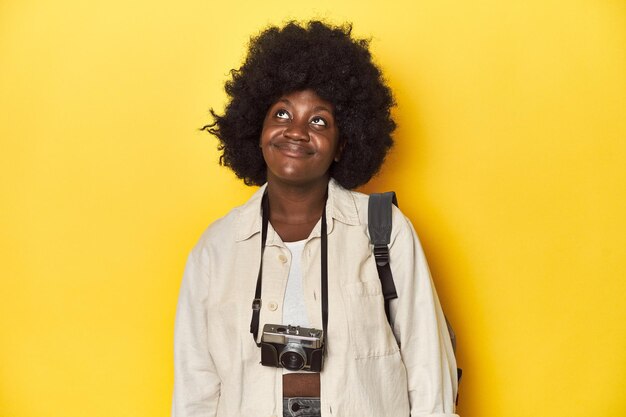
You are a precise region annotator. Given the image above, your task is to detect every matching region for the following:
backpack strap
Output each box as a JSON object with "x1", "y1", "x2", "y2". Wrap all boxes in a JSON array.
[
  {"x1": 369, "y1": 192, "x2": 462, "y2": 398},
  {"x1": 368, "y1": 192, "x2": 399, "y2": 323}
]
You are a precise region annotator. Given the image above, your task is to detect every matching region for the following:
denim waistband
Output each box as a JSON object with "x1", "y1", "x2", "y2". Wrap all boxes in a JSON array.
[{"x1": 283, "y1": 397, "x2": 321, "y2": 417}]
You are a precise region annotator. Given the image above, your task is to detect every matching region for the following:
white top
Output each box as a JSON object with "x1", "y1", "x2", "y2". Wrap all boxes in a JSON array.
[
  {"x1": 282, "y1": 239, "x2": 309, "y2": 328},
  {"x1": 281, "y1": 239, "x2": 311, "y2": 375}
]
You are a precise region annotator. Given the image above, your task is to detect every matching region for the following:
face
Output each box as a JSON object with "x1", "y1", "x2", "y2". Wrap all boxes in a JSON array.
[{"x1": 260, "y1": 89, "x2": 340, "y2": 187}]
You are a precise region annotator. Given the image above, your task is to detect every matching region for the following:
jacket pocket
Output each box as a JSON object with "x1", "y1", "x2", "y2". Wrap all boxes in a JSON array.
[{"x1": 342, "y1": 280, "x2": 400, "y2": 359}]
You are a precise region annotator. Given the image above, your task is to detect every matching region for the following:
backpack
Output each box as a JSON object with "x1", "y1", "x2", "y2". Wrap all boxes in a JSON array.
[{"x1": 368, "y1": 192, "x2": 462, "y2": 388}]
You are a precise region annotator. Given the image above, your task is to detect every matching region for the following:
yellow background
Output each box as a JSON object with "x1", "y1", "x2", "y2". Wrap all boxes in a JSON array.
[{"x1": 1, "y1": 0, "x2": 625, "y2": 416}]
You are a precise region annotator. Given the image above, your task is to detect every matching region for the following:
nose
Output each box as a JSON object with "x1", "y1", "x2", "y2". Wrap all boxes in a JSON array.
[{"x1": 283, "y1": 120, "x2": 309, "y2": 141}]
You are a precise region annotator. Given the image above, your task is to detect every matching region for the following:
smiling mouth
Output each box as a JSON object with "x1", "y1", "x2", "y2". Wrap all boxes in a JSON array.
[{"x1": 272, "y1": 142, "x2": 314, "y2": 157}]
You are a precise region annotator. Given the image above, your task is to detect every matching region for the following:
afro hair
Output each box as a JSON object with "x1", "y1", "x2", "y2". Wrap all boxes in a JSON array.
[{"x1": 203, "y1": 20, "x2": 396, "y2": 190}]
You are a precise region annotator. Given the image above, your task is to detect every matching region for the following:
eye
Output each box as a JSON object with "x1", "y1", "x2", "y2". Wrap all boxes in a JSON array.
[
  {"x1": 275, "y1": 109, "x2": 290, "y2": 119},
  {"x1": 310, "y1": 116, "x2": 327, "y2": 126}
]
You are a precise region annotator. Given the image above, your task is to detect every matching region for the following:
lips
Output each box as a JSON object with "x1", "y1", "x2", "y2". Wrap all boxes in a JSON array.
[{"x1": 271, "y1": 141, "x2": 314, "y2": 158}]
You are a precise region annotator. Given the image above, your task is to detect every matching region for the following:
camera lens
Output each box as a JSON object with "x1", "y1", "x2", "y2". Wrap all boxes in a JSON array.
[
  {"x1": 282, "y1": 352, "x2": 304, "y2": 370},
  {"x1": 279, "y1": 343, "x2": 307, "y2": 371}
]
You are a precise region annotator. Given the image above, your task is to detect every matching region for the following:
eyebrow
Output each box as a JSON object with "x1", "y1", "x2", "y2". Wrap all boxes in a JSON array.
[
  {"x1": 275, "y1": 99, "x2": 333, "y2": 114},
  {"x1": 313, "y1": 105, "x2": 333, "y2": 114}
]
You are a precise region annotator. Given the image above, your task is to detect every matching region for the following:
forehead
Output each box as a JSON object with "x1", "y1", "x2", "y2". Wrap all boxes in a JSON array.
[{"x1": 273, "y1": 89, "x2": 334, "y2": 112}]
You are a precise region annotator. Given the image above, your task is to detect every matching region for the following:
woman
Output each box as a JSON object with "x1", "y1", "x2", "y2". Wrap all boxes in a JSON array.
[{"x1": 173, "y1": 21, "x2": 459, "y2": 417}]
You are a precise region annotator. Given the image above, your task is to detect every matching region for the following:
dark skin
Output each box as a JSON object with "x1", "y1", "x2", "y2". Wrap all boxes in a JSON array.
[
  {"x1": 266, "y1": 181, "x2": 327, "y2": 242},
  {"x1": 260, "y1": 89, "x2": 341, "y2": 242}
]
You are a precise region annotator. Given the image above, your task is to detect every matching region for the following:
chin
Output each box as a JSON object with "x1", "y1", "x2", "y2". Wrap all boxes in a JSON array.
[{"x1": 269, "y1": 172, "x2": 330, "y2": 187}]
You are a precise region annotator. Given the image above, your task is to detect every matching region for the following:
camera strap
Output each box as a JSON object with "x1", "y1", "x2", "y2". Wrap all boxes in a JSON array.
[{"x1": 250, "y1": 191, "x2": 329, "y2": 349}]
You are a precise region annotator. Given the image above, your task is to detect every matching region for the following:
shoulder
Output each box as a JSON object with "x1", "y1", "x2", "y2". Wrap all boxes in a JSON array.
[
  {"x1": 351, "y1": 189, "x2": 413, "y2": 239},
  {"x1": 328, "y1": 178, "x2": 416, "y2": 245},
  {"x1": 190, "y1": 186, "x2": 265, "y2": 261}
]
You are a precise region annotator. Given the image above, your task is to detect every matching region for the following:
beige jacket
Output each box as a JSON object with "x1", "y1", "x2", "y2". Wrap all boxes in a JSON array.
[{"x1": 172, "y1": 179, "x2": 459, "y2": 417}]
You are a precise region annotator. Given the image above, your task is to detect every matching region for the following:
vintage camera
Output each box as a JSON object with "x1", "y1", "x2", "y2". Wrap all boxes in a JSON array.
[{"x1": 260, "y1": 324, "x2": 324, "y2": 371}]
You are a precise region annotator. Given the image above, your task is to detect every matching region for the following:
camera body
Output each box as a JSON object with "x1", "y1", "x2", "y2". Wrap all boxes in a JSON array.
[{"x1": 260, "y1": 324, "x2": 324, "y2": 372}]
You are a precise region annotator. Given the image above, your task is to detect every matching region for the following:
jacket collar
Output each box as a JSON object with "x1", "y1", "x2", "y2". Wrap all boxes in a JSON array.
[{"x1": 234, "y1": 178, "x2": 360, "y2": 243}]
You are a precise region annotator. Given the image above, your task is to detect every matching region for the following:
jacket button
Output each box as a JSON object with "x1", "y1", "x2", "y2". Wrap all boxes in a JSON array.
[
  {"x1": 268, "y1": 301, "x2": 278, "y2": 311},
  {"x1": 278, "y1": 254, "x2": 288, "y2": 263}
]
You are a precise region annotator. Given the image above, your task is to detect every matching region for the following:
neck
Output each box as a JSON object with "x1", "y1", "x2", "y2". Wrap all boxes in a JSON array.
[
  {"x1": 264, "y1": 175, "x2": 330, "y2": 242},
  {"x1": 266, "y1": 176, "x2": 329, "y2": 224}
]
